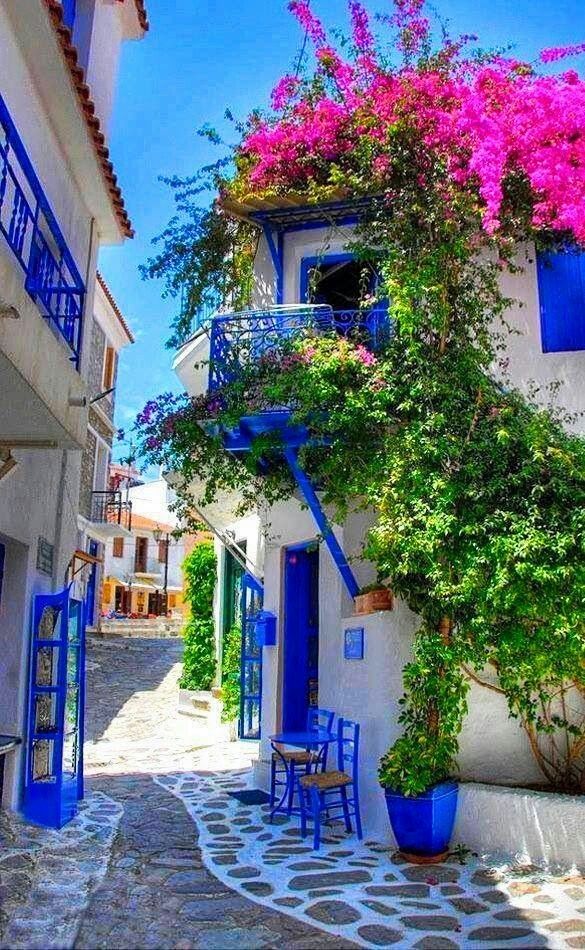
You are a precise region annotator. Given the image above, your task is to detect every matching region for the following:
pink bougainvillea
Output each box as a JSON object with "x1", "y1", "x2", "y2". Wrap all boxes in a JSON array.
[{"x1": 234, "y1": 0, "x2": 585, "y2": 245}]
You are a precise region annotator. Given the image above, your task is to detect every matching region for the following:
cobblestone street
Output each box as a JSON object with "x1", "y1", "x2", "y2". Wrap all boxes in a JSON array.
[{"x1": 2, "y1": 634, "x2": 585, "y2": 950}]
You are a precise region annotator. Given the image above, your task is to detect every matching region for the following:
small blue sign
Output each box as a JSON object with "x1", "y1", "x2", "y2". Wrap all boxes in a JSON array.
[{"x1": 344, "y1": 626, "x2": 364, "y2": 660}]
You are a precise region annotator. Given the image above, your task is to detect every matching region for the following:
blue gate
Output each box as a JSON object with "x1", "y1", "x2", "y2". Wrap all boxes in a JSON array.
[
  {"x1": 239, "y1": 574, "x2": 263, "y2": 740},
  {"x1": 23, "y1": 587, "x2": 86, "y2": 828}
]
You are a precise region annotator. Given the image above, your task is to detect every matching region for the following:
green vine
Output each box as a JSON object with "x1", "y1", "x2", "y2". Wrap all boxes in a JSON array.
[
  {"x1": 221, "y1": 625, "x2": 242, "y2": 724},
  {"x1": 179, "y1": 542, "x2": 217, "y2": 691}
]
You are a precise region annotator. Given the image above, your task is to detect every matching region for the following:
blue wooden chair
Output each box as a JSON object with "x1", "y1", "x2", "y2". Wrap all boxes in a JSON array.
[
  {"x1": 297, "y1": 717, "x2": 363, "y2": 850},
  {"x1": 270, "y1": 707, "x2": 335, "y2": 814}
]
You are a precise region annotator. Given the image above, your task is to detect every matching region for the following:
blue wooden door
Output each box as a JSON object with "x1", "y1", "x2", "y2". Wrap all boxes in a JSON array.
[
  {"x1": 23, "y1": 588, "x2": 85, "y2": 828},
  {"x1": 239, "y1": 574, "x2": 263, "y2": 740},
  {"x1": 282, "y1": 544, "x2": 320, "y2": 731}
]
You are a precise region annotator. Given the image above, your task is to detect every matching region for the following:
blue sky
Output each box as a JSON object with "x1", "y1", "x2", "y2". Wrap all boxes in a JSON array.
[{"x1": 100, "y1": 0, "x2": 585, "y2": 459}]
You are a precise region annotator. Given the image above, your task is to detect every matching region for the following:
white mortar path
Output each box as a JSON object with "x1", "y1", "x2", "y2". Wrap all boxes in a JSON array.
[{"x1": 156, "y1": 749, "x2": 585, "y2": 950}]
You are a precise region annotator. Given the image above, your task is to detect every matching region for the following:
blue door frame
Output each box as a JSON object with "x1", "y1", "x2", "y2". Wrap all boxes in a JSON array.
[
  {"x1": 282, "y1": 542, "x2": 320, "y2": 731},
  {"x1": 239, "y1": 573, "x2": 264, "y2": 740},
  {"x1": 23, "y1": 587, "x2": 86, "y2": 828}
]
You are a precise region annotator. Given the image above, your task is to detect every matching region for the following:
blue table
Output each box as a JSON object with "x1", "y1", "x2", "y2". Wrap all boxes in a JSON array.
[{"x1": 269, "y1": 729, "x2": 336, "y2": 819}]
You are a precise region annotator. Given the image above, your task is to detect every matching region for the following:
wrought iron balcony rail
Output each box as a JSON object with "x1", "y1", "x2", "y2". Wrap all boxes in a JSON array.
[
  {"x1": 0, "y1": 95, "x2": 85, "y2": 367},
  {"x1": 208, "y1": 304, "x2": 390, "y2": 392},
  {"x1": 91, "y1": 491, "x2": 132, "y2": 531}
]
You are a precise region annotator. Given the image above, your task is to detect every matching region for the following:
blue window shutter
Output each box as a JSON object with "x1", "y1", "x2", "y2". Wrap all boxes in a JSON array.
[
  {"x1": 537, "y1": 249, "x2": 585, "y2": 353},
  {"x1": 62, "y1": 0, "x2": 77, "y2": 29}
]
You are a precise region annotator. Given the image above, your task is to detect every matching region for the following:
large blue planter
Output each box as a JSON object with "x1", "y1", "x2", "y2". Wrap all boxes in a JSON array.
[{"x1": 384, "y1": 781, "x2": 459, "y2": 857}]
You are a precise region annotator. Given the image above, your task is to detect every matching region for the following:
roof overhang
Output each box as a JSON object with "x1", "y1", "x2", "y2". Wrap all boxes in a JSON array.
[
  {"x1": 2, "y1": 0, "x2": 133, "y2": 243},
  {"x1": 219, "y1": 193, "x2": 375, "y2": 231}
]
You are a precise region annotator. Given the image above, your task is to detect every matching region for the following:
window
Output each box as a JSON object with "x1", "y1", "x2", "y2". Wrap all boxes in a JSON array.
[
  {"x1": 158, "y1": 539, "x2": 169, "y2": 563},
  {"x1": 537, "y1": 249, "x2": 585, "y2": 352},
  {"x1": 135, "y1": 537, "x2": 148, "y2": 572},
  {"x1": 102, "y1": 345, "x2": 116, "y2": 390},
  {"x1": 0, "y1": 542, "x2": 4, "y2": 605},
  {"x1": 112, "y1": 537, "x2": 124, "y2": 558}
]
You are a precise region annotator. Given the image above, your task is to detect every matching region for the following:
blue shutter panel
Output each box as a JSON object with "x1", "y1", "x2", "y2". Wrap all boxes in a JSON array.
[{"x1": 537, "y1": 249, "x2": 585, "y2": 353}]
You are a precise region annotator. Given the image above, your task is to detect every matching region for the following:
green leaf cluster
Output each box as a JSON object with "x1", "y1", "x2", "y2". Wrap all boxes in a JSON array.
[{"x1": 179, "y1": 542, "x2": 217, "y2": 691}]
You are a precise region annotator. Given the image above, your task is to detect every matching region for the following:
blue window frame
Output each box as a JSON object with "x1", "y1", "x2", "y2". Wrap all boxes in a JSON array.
[
  {"x1": 0, "y1": 543, "x2": 5, "y2": 604},
  {"x1": 62, "y1": 0, "x2": 77, "y2": 29},
  {"x1": 537, "y1": 249, "x2": 585, "y2": 353}
]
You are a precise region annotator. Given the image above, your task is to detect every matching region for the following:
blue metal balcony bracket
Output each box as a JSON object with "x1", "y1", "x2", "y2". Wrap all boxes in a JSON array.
[
  {"x1": 261, "y1": 224, "x2": 284, "y2": 304},
  {"x1": 283, "y1": 446, "x2": 360, "y2": 599}
]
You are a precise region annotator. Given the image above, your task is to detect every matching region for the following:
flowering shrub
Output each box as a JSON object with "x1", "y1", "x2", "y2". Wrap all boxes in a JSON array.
[{"x1": 138, "y1": 0, "x2": 585, "y2": 796}]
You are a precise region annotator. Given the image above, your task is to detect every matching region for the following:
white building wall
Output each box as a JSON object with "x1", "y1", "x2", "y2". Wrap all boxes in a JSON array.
[{"x1": 175, "y1": 221, "x2": 585, "y2": 859}]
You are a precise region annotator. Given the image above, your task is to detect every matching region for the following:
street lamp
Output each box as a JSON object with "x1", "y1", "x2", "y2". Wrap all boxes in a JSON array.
[{"x1": 152, "y1": 525, "x2": 169, "y2": 617}]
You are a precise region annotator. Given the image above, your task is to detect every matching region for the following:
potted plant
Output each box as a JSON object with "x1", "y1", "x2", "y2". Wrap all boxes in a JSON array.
[
  {"x1": 354, "y1": 582, "x2": 394, "y2": 615},
  {"x1": 379, "y1": 619, "x2": 461, "y2": 862}
]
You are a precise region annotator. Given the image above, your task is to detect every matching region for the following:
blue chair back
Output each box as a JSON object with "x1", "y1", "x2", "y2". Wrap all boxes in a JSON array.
[
  {"x1": 307, "y1": 706, "x2": 334, "y2": 734},
  {"x1": 336, "y1": 717, "x2": 360, "y2": 783}
]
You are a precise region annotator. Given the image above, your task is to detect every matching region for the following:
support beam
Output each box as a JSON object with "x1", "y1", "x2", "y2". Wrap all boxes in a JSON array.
[
  {"x1": 283, "y1": 447, "x2": 360, "y2": 599},
  {"x1": 262, "y1": 224, "x2": 284, "y2": 304}
]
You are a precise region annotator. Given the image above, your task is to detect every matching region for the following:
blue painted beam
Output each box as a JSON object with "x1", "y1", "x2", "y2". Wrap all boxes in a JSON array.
[
  {"x1": 283, "y1": 447, "x2": 360, "y2": 599},
  {"x1": 262, "y1": 224, "x2": 284, "y2": 304}
]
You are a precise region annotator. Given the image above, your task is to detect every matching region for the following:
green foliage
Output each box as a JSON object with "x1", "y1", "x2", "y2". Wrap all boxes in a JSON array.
[
  {"x1": 138, "y1": 17, "x2": 585, "y2": 796},
  {"x1": 140, "y1": 180, "x2": 256, "y2": 349},
  {"x1": 221, "y1": 625, "x2": 242, "y2": 723},
  {"x1": 179, "y1": 542, "x2": 217, "y2": 691}
]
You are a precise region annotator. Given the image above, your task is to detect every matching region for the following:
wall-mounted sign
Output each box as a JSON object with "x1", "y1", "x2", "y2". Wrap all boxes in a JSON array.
[
  {"x1": 36, "y1": 537, "x2": 54, "y2": 576},
  {"x1": 344, "y1": 626, "x2": 364, "y2": 660}
]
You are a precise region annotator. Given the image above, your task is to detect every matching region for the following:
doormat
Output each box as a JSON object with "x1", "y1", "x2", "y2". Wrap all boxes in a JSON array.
[{"x1": 227, "y1": 789, "x2": 271, "y2": 805}]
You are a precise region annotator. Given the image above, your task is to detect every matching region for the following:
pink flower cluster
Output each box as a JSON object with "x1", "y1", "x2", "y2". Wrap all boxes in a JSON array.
[
  {"x1": 238, "y1": 0, "x2": 585, "y2": 245},
  {"x1": 540, "y1": 43, "x2": 585, "y2": 64}
]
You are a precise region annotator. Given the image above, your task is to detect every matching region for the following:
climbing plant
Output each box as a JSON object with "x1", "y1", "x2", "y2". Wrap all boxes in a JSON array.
[
  {"x1": 180, "y1": 542, "x2": 217, "y2": 691},
  {"x1": 220, "y1": 625, "x2": 243, "y2": 724},
  {"x1": 138, "y1": 0, "x2": 585, "y2": 794}
]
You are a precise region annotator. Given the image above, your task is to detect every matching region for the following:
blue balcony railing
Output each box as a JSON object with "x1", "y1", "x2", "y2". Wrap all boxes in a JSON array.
[
  {"x1": 208, "y1": 304, "x2": 390, "y2": 392},
  {"x1": 0, "y1": 95, "x2": 85, "y2": 367}
]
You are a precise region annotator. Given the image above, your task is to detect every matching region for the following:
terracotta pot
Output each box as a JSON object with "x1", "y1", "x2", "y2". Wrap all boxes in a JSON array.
[{"x1": 354, "y1": 587, "x2": 393, "y2": 615}]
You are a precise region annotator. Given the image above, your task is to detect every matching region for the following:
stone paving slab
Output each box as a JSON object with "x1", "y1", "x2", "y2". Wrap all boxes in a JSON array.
[
  {"x1": 0, "y1": 792, "x2": 122, "y2": 949},
  {"x1": 159, "y1": 760, "x2": 585, "y2": 950}
]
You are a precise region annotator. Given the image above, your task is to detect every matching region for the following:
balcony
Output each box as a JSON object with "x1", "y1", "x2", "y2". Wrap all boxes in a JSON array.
[
  {"x1": 208, "y1": 304, "x2": 390, "y2": 392},
  {"x1": 90, "y1": 491, "x2": 133, "y2": 539},
  {"x1": 0, "y1": 96, "x2": 85, "y2": 366}
]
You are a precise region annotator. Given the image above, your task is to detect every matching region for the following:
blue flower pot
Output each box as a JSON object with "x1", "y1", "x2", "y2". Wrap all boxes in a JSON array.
[{"x1": 384, "y1": 781, "x2": 459, "y2": 857}]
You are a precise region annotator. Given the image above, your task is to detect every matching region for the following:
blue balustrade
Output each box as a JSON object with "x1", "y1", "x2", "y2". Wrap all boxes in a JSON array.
[
  {"x1": 208, "y1": 304, "x2": 390, "y2": 391},
  {"x1": 0, "y1": 96, "x2": 85, "y2": 367}
]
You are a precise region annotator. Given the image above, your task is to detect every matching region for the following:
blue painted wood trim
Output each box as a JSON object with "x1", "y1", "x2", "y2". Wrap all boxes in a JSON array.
[
  {"x1": 283, "y1": 447, "x2": 360, "y2": 599},
  {"x1": 262, "y1": 224, "x2": 284, "y2": 304},
  {"x1": 300, "y1": 252, "x2": 356, "y2": 303}
]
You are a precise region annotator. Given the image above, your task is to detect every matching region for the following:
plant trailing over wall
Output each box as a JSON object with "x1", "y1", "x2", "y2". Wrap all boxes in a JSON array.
[
  {"x1": 180, "y1": 542, "x2": 217, "y2": 691},
  {"x1": 138, "y1": 0, "x2": 585, "y2": 794}
]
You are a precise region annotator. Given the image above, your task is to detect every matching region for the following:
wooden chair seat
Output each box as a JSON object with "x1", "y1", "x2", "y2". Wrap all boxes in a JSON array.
[
  {"x1": 299, "y1": 769, "x2": 352, "y2": 790},
  {"x1": 271, "y1": 748, "x2": 313, "y2": 764}
]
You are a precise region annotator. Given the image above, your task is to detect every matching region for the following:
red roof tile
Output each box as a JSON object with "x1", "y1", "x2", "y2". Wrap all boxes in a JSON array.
[
  {"x1": 97, "y1": 272, "x2": 135, "y2": 343},
  {"x1": 43, "y1": 0, "x2": 136, "y2": 238}
]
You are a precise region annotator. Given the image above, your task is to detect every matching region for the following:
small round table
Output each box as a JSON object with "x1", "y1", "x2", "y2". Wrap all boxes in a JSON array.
[{"x1": 268, "y1": 729, "x2": 336, "y2": 819}]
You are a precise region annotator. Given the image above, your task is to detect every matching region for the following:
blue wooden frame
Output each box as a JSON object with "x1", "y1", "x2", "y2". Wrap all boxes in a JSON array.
[
  {"x1": 537, "y1": 248, "x2": 585, "y2": 353},
  {"x1": 299, "y1": 252, "x2": 356, "y2": 304},
  {"x1": 284, "y1": 447, "x2": 360, "y2": 599},
  {"x1": 0, "y1": 94, "x2": 85, "y2": 366},
  {"x1": 23, "y1": 587, "x2": 86, "y2": 828},
  {"x1": 282, "y1": 542, "x2": 320, "y2": 731},
  {"x1": 239, "y1": 573, "x2": 264, "y2": 740}
]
